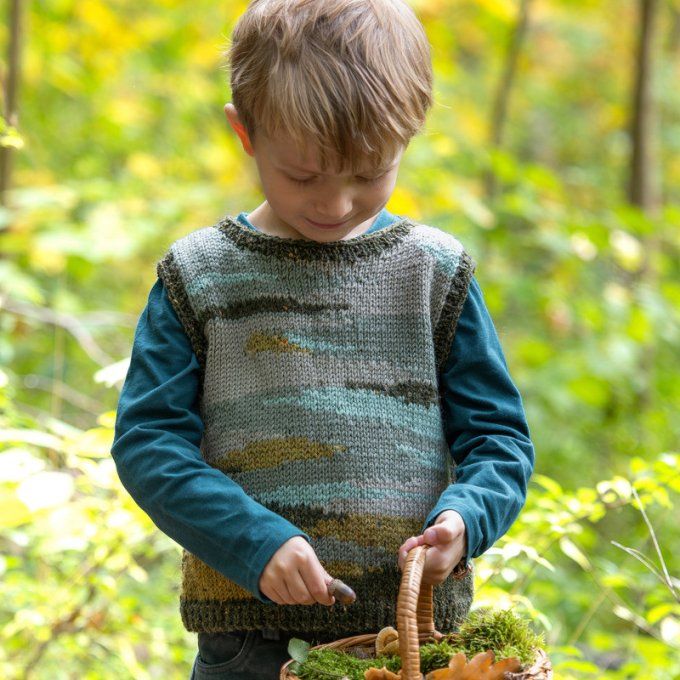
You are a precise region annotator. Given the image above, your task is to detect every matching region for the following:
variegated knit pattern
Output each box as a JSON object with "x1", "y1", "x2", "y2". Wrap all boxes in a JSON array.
[{"x1": 156, "y1": 214, "x2": 477, "y2": 636}]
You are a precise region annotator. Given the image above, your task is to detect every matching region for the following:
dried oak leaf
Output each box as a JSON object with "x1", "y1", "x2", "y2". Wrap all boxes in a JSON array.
[
  {"x1": 422, "y1": 652, "x2": 470, "y2": 679},
  {"x1": 424, "y1": 650, "x2": 522, "y2": 680},
  {"x1": 364, "y1": 666, "x2": 401, "y2": 679}
]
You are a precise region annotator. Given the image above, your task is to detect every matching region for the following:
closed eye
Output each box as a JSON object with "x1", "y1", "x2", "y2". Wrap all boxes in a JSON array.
[
  {"x1": 288, "y1": 173, "x2": 387, "y2": 187},
  {"x1": 358, "y1": 174, "x2": 386, "y2": 184},
  {"x1": 290, "y1": 177, "x2": 316, "y2": 186}
]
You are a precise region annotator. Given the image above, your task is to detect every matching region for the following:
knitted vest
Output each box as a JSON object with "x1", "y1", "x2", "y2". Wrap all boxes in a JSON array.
[{"x1": 156, "y1": 214, "x2": 477, "y2": 636}]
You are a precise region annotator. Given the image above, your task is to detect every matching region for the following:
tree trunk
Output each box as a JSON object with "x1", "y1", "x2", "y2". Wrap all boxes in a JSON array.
[
  {"x1": 484, "y1": 0, "x2": 533, "y2": 203},
  {"x1": 628, "y1": 0, "x2": 660, "y2": 211},
  {"x1": 627, "y1": 0, "x2": 661, "y2": 417},
  {"x1": 1, "y1": 0, "x2": 24, "y2": 209},
  {"x1": 667, "y1": 3, "x2": 680, "y2": 53}
]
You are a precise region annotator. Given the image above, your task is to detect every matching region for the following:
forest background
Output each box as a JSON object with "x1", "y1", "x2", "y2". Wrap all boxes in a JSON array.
[{"x1": 1, "y1": 0, "x2": 679, "y2": 678}]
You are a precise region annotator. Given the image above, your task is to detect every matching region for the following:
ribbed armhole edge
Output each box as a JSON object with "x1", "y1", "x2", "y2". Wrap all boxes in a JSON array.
[
  {"x1": 434, "y1": 250, "x2": 477, "y2": 373},
  {"x1": 156, "y1": 250, "x2": 207, "y2": 383}
]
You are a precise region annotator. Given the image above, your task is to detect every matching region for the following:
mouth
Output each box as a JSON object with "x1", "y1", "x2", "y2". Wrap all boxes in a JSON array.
[{"x1": 306, "y1": 217, "x2": 350, "y2": 229}]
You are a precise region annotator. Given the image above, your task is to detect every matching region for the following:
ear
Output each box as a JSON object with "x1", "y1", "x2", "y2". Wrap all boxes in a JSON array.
[{"x1": 224, "y1": 103, "x2": 255, "y2": 156}]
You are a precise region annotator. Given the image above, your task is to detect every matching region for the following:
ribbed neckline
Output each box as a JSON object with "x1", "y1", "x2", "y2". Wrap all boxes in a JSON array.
[{"x1": 214, "y1": 214, "x2": 415, "y2": 263}]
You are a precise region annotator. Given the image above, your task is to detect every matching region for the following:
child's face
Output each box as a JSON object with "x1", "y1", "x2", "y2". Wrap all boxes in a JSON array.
[{"x1": 225, "y1": 104, "x2": 404, "y2": 242}]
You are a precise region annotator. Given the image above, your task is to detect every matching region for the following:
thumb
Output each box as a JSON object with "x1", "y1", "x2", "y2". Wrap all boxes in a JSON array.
[
  {"x1": 322, "y1": 570, "x2": 336, "y2": 604},
  {"x1": 423, "y1": 523, "x2": 455, "y2": 545}
]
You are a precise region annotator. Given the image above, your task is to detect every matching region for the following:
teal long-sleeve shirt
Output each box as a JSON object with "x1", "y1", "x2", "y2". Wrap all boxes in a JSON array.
[{"x1": 111, "y1": 209, "x2": 535, "y2": 604}]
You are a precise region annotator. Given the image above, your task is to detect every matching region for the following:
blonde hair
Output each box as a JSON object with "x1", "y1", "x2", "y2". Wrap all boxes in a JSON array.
[{"x1": 222, "y1": 0, "x2": 433, "y2": 173}]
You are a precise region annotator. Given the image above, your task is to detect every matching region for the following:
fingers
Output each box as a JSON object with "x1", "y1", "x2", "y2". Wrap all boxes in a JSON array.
[
  {"x1": 398, "y1": 522, "x2": 464, "y2": 571},
  {"x1": 279, "y1": 581, "x2": 313, "y2": 606},
  {"x1": 420, "y1": 550, "x2": 453, "y2": 585},
  {"x1": 269, "y1": 585, "x2": 288, "y2": 605},
  {"x1": 397, "y1": 537, "x2": 466, "y2": 585},
  {"x1": 397, "y1": 534, "x2": 426, "y2": 571},
  {"x1": 258, "y1": 536, "x2": 337, "y2": 606},
  {"x1": 260, "y1": 579, "x2": 287, "y2": 605},
  {"x1": 276, "y1": 570, "x2": 334, "y2": 606},
  {"x1": 296, "y1": 567, "x2": 335, "y2": 606},
  {"x1": 272, "y1": 563, "x2": 335, "y2": 606},
  {"x1": 283, "y1": 569, "x2": 315, "y2": 605}
]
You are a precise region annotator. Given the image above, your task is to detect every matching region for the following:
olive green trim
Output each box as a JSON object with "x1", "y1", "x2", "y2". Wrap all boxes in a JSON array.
[
  {"x1": 214, "y1": 215, "x2": 415, "y2": 262},
  {"x1": 433, "y1": 251, "x2": 477, "y2": 373},
  {"x1": 156, "y1": 250, "x2": 207, "y2": 386}
]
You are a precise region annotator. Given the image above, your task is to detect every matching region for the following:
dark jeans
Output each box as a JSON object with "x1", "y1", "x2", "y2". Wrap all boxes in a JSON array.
[{"x1": 189, "y1": 627, "x2": 346, "y2": 680}]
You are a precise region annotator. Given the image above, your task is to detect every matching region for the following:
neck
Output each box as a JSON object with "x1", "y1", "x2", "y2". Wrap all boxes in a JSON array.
[{"x1": 248, "y1": 202, "x2": 384, "y2": 242}]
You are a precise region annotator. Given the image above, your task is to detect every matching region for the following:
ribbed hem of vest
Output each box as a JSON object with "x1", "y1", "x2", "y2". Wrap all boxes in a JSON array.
[
  {"x1": 214, "y1": 214, "x2": 415, "y2": 262},
  {"x1": 179, "y1": 570, "x2": 473, "y2": 636}
]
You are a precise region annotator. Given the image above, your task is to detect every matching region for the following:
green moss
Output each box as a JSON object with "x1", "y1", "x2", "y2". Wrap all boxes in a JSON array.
[
  {"x1": 293, "y1": 648, "x2": 401, "y2": 679},
  {"x1": 442, "y1": 607, "x2": 545, "y2": 668},
  {"x1": 417, "y1": 639, "x2": 463, "y2": 675},
  {"x1": 290, "y1": 608, "x2": 545, "y2": 679}
]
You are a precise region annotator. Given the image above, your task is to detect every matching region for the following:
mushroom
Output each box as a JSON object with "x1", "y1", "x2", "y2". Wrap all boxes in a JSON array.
[
  {"x1": 375, "y1": 626, "x2": 400, "y2": 656},
  {"x1": 382, "y1": 639, "x2": 401, "y2": 656}
]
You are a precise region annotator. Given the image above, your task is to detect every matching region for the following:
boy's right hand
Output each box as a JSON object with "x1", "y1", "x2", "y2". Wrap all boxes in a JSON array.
[{"x1": 258, "y1": 535, "x2": 336, "y2": 606}]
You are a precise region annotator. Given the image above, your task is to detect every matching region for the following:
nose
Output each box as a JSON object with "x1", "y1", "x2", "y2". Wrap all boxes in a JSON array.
[{"x1": 314, "y1": 189, "x2": 353, "y2": 223}]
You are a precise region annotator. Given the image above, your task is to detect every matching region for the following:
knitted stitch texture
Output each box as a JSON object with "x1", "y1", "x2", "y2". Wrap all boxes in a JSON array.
[{"x1": 156, "y1": 214, "x2": 477, "y2": 636}]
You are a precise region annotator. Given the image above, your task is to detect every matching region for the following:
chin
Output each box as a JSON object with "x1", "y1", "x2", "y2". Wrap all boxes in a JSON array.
[{"x1": 303, "y1": 232, "x2": 343, "y2": 243}]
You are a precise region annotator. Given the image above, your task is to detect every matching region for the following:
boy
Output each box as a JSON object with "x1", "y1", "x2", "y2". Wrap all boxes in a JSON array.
[{"x1": 111, "y1": 0, "x2": 535, "y2": 678}]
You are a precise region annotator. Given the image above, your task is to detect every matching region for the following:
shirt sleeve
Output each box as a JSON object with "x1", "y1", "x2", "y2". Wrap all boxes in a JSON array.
[
  {"x1": 110, "y1": 278, "x2": 311, "y2": 604},
  {"x1": 422, "y1": 275, "x2": 535, "y2": 568}
]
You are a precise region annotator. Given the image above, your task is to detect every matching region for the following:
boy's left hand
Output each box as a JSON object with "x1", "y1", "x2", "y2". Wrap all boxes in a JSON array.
[{"x1": 397, "y1": 510, "x2": 467, "y2": 586}]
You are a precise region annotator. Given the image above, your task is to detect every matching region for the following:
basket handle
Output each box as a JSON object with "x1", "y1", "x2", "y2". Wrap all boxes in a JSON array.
[{"x1": 396, "y1": 544, "x2": 472, "y2": 679}]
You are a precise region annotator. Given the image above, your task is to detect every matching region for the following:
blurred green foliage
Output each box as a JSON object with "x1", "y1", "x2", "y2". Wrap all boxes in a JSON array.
[{"x1": 1, "y1": 0, "x2": 679, "y2": 677}]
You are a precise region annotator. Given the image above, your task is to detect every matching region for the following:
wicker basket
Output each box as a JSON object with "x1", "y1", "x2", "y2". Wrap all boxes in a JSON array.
[{"x1": 280, "y1": 544, "x2": 552, "y2": 679}]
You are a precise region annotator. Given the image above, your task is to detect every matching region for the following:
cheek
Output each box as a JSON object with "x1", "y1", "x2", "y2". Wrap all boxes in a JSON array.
[
  {"x1": 368, "y1": 181, "x2": 395, "y2": 203},
  {"x1": 262, "y1": 175, "x2": 296, "y2": 207}
]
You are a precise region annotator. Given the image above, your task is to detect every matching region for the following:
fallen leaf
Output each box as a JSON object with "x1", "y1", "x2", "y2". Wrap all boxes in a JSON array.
[
  {"x1": 424, "y1": 650, "x2": 522, "y2": 679},
  {"x1": 462, "y1": 651, "x2": 494, "y2": 677}
]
